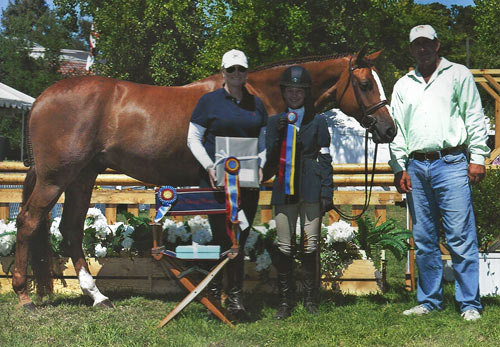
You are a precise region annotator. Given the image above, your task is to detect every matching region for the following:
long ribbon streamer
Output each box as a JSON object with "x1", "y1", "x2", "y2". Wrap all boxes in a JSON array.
[
  {"x1": 224, "y1": 157, "x2": 240, "y2": 246},
  {"x1": 284, "y1": 123, "x2": 297, "y2": 195},
  {"x1": 278, "y1": 112, "x2": 297, "y2": 195}
]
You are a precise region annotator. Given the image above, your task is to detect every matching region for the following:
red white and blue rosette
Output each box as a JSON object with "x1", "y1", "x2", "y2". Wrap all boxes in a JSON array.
[
  {"x1": 154, "y1": 186, "x2": 178, "y2": 222},
  {"x1": 278, "y1": 111, "x2": 298, "y2": 195},
  {"x1": 286, "y1": 111, "x2": 297, "y2": 124},
  {"x1": 224, "y1": 157, "x2": 240, "y2": 245}
]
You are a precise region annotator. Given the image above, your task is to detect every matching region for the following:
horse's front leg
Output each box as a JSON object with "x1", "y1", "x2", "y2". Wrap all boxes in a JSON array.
[{"x1": 60, "y1": 170, "x2": 114, "y2": 308}]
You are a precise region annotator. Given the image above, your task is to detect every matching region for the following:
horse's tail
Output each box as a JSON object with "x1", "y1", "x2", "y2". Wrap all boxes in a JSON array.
[
  {"x1": 23, "y1": 108, "x2": 34, "y2": 168},
  {"x1": 21, "y1": 166, "x2": 54, "y2": 298}
]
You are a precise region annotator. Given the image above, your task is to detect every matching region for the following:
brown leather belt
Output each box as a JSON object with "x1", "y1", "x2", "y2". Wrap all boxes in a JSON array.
[{"x1": 410, "y1": 145, "x2": 465, "y2": 161}]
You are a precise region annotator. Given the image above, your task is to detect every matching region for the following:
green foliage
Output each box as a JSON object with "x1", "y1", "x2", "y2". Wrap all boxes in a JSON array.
[
  {"x1": 0, "y1": 0, "x2": 85, "y2": 93},
  {"x1": 320, "y1": 231, "x2": 360, "y2": 277},
  {"x1": 355, "y1": 216, "x2": 412, "y2": 270},
  {"x1": 122, "y1": 212, "x2": 153, "y2": 256},
  {"x1": 248, "y1": 223, "x2": 278, "y2": 262},
  {"x1": 51, "y1": 0, "x2": 498, "y2": 115},
  {"x1": 473, "y1": 0, "x2": 500, "y2": 67},
  {"x1": 472, "y1": 168, "x2": 500, "y2": 251},
  {"x1": 0, "y1": 1, "x2": 90, "y2": 157},
  {"x1": 0, "y1": 113, "x2": 22, "y2": 152}
]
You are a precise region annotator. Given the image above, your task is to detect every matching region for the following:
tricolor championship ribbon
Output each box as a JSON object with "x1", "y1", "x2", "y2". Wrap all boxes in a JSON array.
[
  {"x1": 278, "y1": 112, "x2": 298, "y2": 195},
  {"x1": 224, "y1": 157, "x2": 241, "y2": 246},
  {"x1": 154, "y1": 186, "x2": 178, "y2": 222}
]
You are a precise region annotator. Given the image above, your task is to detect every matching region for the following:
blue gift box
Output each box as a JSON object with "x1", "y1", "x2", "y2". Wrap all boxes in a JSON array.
[{"x1": 175, "y1": 245, "x2": 221, "y2": 259}]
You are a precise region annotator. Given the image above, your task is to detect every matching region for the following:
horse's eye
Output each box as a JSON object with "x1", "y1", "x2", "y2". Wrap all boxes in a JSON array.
[{"x1": 359, "y1": 80, "x2": 372, "y2": 91}]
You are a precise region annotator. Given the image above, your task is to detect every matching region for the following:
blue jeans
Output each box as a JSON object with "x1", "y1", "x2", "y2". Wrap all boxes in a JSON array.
[{"x1": 407, "y1": 151, "x2": 481, "y2": 312}]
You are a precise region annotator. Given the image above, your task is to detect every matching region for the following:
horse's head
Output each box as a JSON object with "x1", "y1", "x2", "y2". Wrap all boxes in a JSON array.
[{"x1": 322, "y1": 47, "x2": 397, "y2": 144}]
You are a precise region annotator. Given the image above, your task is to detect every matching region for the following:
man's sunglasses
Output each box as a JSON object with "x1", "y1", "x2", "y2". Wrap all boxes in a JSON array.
[{"x1": 225, "y1": 66, "x2": 247, "y2": 73}]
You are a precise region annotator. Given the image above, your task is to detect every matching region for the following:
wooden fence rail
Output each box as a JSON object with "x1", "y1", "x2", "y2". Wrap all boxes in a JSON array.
[
  {"x1": 0, "y1": 162, "x2": 405, "y2": 294},
  {"x1": 0, "y1": 162, "x2": 403, "y2": 225}
]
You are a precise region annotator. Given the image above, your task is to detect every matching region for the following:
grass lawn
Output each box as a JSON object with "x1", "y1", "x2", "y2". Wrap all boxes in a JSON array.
[{"x1": 1, "y1": 205, "x2": 500, "y2": 346}]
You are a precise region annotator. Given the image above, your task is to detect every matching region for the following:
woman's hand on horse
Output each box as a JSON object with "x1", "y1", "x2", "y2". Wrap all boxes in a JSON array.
[
  {"x1": 394, "y1": 171, "x2": 412, "y2": 193},
  {"x1": 258, "y1": 168, "x2": 263, "y2": 184}
]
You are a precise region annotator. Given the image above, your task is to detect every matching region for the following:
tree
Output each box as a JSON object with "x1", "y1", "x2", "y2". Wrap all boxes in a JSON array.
[
  {"x1": 55, "y1": 0, "x2": 213, "y2": 85},
  {"x1": 0, "y1": 0, "x2": 86, "y2": 158},
  {"x1": 473, "y1": 0, "x2": 500, "y2": 68},
  {"x1": 0, "y1": 0, "x2": 86, "y2": 96}
]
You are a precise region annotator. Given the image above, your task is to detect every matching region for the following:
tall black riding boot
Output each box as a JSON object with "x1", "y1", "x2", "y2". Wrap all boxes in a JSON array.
[
  {"x1": 302, "y1": 252, "x2": 319, "y2": 315},
  {"x1": 202, "y1": 261, "x2": 224, "y2": 319},
  {"x1": 207, "y1": 270, "x2": 223, "y2": 304},
  {"x1": 274, "y1": 251, "x2": 293, "y2": 320},
  {"x1": 226, "y1": 254, "x2": 250, "y2": 322}
]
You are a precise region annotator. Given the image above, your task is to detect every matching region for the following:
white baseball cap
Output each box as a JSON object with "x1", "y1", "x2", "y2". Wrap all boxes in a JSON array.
[
  {"x1": 409, "y1": 24, "x2": 438, "y2": 43},
  {"x1": 221, "y1": 49, "x2": 248, "y2": 69}
]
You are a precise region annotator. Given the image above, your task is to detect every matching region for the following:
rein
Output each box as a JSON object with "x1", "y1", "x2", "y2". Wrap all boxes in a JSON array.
[{"x1": 333, "y1": 57, "x2": 388, "y2": 221}]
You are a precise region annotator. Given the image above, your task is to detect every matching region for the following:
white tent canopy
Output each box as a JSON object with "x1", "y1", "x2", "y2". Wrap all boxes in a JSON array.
[
  {"x1": 0, "y1": 82, "x2": 35, "y2": 110},
  {"x1": 0, "y1": 83, "x2": 35, "y2": 161}
]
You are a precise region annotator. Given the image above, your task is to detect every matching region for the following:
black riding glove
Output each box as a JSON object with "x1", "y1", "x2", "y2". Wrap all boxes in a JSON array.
[
  {"x1": 277, "y1": 116, "x2": 288, "y2": 134},
  {"x1": 320, "y1": 198, "x2": 334, "y2": 215}
]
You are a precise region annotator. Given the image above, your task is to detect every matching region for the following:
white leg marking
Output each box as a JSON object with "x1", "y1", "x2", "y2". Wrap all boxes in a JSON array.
[{"x1": 78, "y1": 268, "x2": 109, "y2": 305}]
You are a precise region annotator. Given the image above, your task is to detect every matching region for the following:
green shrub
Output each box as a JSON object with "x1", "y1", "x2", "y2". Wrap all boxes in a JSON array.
[{"x1": 472, "y1": 167, "x2": 500, "y2": 251}]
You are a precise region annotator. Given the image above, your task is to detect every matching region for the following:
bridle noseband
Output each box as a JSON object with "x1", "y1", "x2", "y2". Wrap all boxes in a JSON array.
[{"x1": 338, "y1": 57, "x2": 389, "y2": 131}]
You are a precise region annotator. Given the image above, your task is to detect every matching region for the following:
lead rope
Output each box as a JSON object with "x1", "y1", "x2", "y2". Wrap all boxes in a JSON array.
[{"x1": 331, "y1": 128, "x2": 378, "y2": 221}]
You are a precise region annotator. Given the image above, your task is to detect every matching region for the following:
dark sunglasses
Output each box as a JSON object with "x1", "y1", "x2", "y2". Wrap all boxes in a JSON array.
[{"x1": 225, "y1": 65, "x2": 247, "y2": 73}]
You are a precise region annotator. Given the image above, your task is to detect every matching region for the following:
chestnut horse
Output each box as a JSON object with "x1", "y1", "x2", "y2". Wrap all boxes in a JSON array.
[{"x1": 13, "y1": 48, "x2": 396, "y2": 309}]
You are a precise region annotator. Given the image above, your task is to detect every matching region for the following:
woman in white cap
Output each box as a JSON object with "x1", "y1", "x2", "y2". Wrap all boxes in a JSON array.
[{"x1": 187, "y1": 49, "x2": 267, "y2": 322}]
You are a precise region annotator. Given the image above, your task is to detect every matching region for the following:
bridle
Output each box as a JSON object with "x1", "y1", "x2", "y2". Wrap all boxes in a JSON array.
[
  {"x1": 337, "y1": 57, "x2": 388, "y2": 130},
  {"x1": 333, "y1": 57, "x2": 389, "y2": 221}
]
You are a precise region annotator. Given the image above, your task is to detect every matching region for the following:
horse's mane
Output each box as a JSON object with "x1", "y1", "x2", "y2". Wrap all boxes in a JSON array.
[{"x1": 251, "y1": 52, "x2": 351, "y2": 72}]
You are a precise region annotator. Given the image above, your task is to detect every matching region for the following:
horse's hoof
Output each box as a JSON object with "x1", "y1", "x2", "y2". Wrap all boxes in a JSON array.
[
  {"x1": 21, "y1": 302, "x2": 37, "y2": 311},
  {"x1": 94, "y1": 299, "x2": 114, "y2": 308}
]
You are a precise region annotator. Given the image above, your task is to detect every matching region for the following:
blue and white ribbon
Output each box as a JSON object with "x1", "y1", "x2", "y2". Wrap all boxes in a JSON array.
[{"x1": 154, "y1": 186, "x2": 178, "y2": 222}]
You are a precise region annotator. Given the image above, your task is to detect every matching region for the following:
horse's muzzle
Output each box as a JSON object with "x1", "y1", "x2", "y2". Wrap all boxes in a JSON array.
[{"x1": 371, "y1": 123, "x2": 397, "y2": 144}]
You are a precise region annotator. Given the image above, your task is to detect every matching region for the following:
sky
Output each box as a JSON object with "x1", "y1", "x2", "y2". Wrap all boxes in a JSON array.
[
  {"x1": 414, "y1": 0, "x2": 475, "y2": 5},
  {"x1": 0, "y1": 0, "x2": 476, "y2": 14}
]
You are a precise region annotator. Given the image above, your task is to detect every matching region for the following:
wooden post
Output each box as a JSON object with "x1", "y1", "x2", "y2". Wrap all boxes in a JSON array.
[
  {"x1": 374, "y1": 205, "x2": 386, "y2": 225},
  {"x1": 260, "y1": 205, "x2": 273, "y2": 224},
  {"x1": 127, "y1": 203, "x2": 139, "y2": 217},
  {"x1": 0, "y1": 203, "x2": 9, "y2": 221},
  {"x1": 328, "y1": 209, "x2": 340, "y2": 225},
  {"x1": 149, "y1": 206, "x2": 157, "y2": 221},
  {"x1": 496, "y1": 99, "x2": 500, "y2": 149},
  {"x1": 405, "y1": 211, "x2": 416, "y2": 292},
  {"x1": 105, "y1": 204, "x2": 117, "y2": 224},
  {"x1": 351, "y1": 205, "x2": 363, "y2": 226}
]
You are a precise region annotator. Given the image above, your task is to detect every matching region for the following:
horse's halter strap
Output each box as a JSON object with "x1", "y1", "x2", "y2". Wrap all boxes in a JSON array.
[
  {"x1": 333, "y1": 56, "x2": 388, "y2": 221},
  {"x1": 337, "y1": 57, "x2": 389, "y2": 130}
]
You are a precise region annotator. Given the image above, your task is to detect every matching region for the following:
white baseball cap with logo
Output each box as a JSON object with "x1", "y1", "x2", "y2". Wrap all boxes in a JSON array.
[
  {"x1": 221, "y1": 49, "x2": 248, "y2": 69},
  {"x1": 409, "y1": 24, "x2": 438, "y2": 43}
]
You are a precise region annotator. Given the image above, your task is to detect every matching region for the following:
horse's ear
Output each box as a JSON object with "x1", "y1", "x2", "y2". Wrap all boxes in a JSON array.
[
  {"x1": 365, "y1": 50, "x2": 383, "y2": 64},
  {"x1": 355, "y1": 44, "x2": 368, "y2": 65}
]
